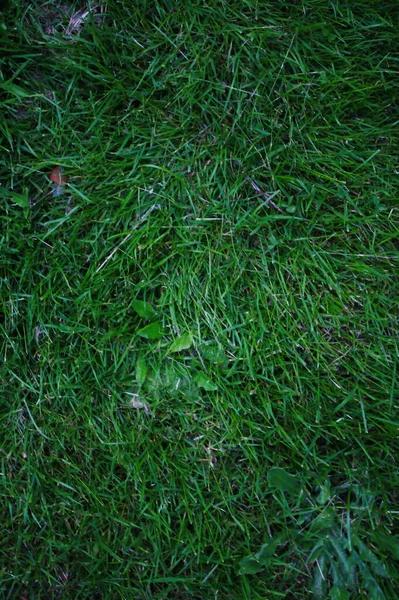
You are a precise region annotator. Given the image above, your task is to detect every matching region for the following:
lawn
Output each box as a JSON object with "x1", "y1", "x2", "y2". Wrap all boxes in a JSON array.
[{"x1": 1, "y1": 1, "x2": 398, "y2": 598}]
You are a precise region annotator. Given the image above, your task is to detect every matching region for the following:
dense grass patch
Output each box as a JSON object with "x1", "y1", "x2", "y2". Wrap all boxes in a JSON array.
[{"x1": 1, "y1": 0, "x2": 398, "y2": 598}]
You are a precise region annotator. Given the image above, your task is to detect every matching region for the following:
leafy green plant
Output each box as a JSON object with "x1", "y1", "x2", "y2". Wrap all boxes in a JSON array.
[
  {"x1": 128, "y1": 299, "x2": 218, "y2": 400},
  {"x1": 240, "y1": 469, "x2": 395, "y2": 599}
]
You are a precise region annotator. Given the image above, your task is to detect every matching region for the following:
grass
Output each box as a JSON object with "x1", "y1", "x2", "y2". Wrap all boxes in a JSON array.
[{"x1": 1, "y1": 0, "x2": 398, "y2": 597}]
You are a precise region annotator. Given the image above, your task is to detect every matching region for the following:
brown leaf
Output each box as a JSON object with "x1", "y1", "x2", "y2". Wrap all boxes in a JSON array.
[{"x1": 49, "y1": 166, "x2": 68, "y2": 185}]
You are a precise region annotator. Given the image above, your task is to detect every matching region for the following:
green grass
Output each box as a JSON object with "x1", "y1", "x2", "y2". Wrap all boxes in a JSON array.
[{"x1": 1, "y1": 0, "x2": 398, "y2": 597}]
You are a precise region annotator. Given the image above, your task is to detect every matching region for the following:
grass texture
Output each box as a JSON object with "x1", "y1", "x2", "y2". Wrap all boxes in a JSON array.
[{"x1": 1, "y1": 0, "x2": 398, "y2": 598}]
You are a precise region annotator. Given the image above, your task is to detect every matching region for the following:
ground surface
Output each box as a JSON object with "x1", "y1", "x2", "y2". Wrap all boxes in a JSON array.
[{"x1": 1, "y1": 1, "x2": 398, "y2": 598}]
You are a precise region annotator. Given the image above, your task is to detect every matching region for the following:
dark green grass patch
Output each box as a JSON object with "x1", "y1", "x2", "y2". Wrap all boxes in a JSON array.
[{"x1": 1, "y1": 0, "x2": 398, "y2": 598}]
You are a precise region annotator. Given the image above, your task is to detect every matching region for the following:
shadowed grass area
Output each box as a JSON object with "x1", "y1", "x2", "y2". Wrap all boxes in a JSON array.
[{"x1": 1, "y1": 0, "x2": 398, "y2": 598}]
